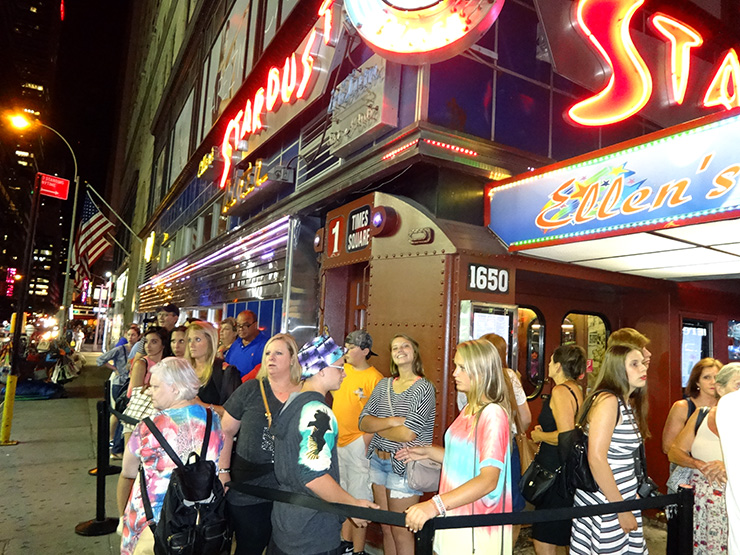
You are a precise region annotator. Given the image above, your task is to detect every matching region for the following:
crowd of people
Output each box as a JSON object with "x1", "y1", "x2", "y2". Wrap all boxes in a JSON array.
[{"x1": 98, "y1": 305, "x2": 740, "y2": 555}]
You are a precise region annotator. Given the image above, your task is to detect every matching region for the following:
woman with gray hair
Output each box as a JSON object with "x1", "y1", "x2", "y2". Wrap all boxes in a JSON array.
[
  {"x1": 116, "y1": 357, "x2": 225, "y2": 555},
  {"x1": 668, "y1": 361, "x2": 739, "y2": 554}
]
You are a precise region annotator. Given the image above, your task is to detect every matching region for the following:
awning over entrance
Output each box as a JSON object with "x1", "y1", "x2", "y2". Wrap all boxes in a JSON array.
[{"x1": 486, "y1": 109, "x2": 740, "y2": 280}]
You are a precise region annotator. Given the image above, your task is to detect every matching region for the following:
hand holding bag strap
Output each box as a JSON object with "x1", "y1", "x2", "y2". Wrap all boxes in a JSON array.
[{"x1": 259, "y1": 378, "x2": 272, "y2": 428}]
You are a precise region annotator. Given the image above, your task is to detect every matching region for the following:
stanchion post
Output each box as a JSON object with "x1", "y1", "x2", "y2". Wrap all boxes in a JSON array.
[
  {"x1": 75, "y1": 399, "x2": 118, "y2": 535},
  {"x1": 415, "y1": 520, "x2": 435, "y2": 555},
  {"x1": 676, "y1": 485, "x2": 695, "y2": 553},
  {"x1": 88, "y1": 380, "x2": 120, "y2": 476}
]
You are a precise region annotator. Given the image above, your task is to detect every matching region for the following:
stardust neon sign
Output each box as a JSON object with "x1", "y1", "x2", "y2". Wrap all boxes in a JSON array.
[
  {"x1": 568, "y1": 0, "x2": 740, "y2": 126},
  {"x1": 343, "y1": 0, "x2": 505, "y2": 65},
  {"x1": 218, "y1": 3, "x2": 337, "y2": 190}
]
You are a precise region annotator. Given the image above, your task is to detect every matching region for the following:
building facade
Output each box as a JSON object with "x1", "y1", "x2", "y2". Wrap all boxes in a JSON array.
[{"x1": 109, "y1": 0, "x2": 740, "y2": 487}]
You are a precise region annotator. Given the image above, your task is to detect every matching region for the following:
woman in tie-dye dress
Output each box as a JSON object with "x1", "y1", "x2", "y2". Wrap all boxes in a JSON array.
[
  {"x1": 399, "y1": 339, "x2": 512, "y2": 554},
  {"x1": 117, "y1": 357, "x2": 224, "y2": 555}
]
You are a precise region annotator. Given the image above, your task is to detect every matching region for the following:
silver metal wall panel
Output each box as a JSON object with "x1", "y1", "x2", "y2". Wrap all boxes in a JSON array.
[{"x1": 139, "y1": 217, "x2": 290, "y2": 312}]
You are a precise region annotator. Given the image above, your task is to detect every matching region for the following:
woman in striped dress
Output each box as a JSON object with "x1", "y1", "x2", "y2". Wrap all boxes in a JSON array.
[{"x1": 570, "y1": 344, "x2": 650, "y2": 555}]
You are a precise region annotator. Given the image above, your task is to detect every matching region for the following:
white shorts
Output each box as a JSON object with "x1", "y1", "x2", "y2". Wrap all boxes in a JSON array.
[{"x1": 338, "y1": 436, "x2": 373, "y2": 501}]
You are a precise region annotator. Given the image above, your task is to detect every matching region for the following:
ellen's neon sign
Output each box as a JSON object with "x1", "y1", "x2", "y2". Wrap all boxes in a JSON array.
[
  {"x1": 218, "y1": 3, "x2": 335, "y2": 190},
  {"x1": 568, "y1": 0, "x2": 740, "y2": 126}
]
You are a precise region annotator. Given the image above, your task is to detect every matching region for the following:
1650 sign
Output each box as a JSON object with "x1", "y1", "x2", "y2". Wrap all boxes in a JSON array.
[{"x1": 467, "y1": 264, "x2": 510, "y2": 294}]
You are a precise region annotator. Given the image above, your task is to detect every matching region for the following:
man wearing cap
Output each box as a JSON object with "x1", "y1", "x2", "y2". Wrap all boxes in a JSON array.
[
  {"x1": 333, "y1": 331, "x2": 383, "y2": 555},
  {"x1": 226, "y1": 310, "x2": 268, "y2": 380},
  {"x1": 129, "y1": 304, "x2": 180, "y2": 367},
  {"x1": 270, "y1": 333, "x2": 378, "y2": 555}
]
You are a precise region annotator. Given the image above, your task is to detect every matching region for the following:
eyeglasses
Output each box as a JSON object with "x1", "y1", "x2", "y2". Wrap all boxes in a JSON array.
[
  {"x1": 236, "y1": 322, "x2": 255, "y2": 330},
  {"x1": 327, "y1": 363, "x2": 344, "y2": 370}
]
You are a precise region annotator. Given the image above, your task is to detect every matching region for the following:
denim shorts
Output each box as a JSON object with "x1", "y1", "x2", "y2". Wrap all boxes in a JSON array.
[{"x1": 368, "y1": 452, "x2": 422, "y2": 499}]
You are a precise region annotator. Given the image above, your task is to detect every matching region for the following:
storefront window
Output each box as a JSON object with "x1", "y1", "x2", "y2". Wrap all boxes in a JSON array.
[
  {"x1": 682, "y1": 319, "x2": 713, "y2": 386},
  {"x1": 518, "y1": 306, "x2": 545, "y2": 399},
  {"x1": 562, "y1": 312, "x2": 609, "y2": 386},
  {"x1": 169, "y1": 89, "x2": 194, "y2": 188},
  {"x1": 729, "y1": 321, "x2": 740, "y2": 362}
]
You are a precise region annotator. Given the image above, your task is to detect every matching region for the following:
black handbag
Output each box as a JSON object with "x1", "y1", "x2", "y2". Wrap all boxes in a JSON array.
[
  {"x1": 558, "y1": 390, "x2": 618, "y2": 495},
  {"x1": 519, "y1": 458, "x2": 559, "y2": 504}
]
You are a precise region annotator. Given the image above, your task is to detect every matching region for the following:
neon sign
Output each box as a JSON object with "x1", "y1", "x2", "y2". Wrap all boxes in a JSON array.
[
  {"x1": 567, "y1": 0, "x2": 740, "y2": 126},
  {"x1": 343, "y1": 0, "x2": 505, "y2": 65},
  {"x1": 487, "y1": 110, "x2": 740, "y2": 249},
  {"x1": 218, "y1": 3, "x2": 336, "y2": 190}
]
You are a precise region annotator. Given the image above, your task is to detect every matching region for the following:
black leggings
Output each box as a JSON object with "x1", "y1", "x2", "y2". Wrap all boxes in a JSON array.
[{"x1": 228, "y1": 501, "x2": 273, "y2": 555}]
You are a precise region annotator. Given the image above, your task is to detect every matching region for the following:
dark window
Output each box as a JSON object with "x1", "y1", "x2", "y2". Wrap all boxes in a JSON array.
[
  {"x1": 496, "y1": 1, "x2": 550, "y2": 83},
  {"x1": 429, "y1": 56, "x2": 493, "y2": 139},
  {"x1": 494, "y1": 72, "x2": 549, "y2": 156},
  {"x1": 552, "y1": 92, "x2": 600, "y2": 160}
]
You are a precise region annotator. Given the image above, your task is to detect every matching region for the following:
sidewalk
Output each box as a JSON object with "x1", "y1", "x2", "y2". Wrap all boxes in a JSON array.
[{"x1": 0, "y1": 352, "x2": 120, "y2": 554}]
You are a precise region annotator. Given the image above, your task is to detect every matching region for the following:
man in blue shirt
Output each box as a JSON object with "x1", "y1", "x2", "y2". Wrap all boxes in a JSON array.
[{"x1": 225, "y1": 310, "x2": 268, "y2": 379}]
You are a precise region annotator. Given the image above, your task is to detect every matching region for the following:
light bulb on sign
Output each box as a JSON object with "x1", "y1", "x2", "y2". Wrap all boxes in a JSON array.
[{"x1": 343, "y1": 0, "x2": 505, "y2": 65}]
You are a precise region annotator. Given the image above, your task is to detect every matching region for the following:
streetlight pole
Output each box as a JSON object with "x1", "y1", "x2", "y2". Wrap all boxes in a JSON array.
[
  {"x1": 37, "y1": 124, "x2": 80, "y2": 326},
  {"x1": 0, "y1": 173, "x2": 42, "y2": 445}
]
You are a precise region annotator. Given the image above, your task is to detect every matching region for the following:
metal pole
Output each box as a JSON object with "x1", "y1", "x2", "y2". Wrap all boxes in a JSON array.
[
  {"x1": 675, "y1": 485, "x2": 695, "y2": 553},
  {"x1": 1, "y1": 173, "x2": 43, "y2": 446},
  {"x1": 415, "y1": 519, "x2": 435, "y2": 555},
  {"x1": 61, "y1": 174, "x2": 81, "y2": 326},
  {"x1": 75, "y1": 398, "x2": 118, "y2": 536}
]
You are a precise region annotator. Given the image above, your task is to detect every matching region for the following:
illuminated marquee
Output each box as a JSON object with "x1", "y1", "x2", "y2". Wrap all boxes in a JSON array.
[
  {"x1": 487, "y1": 110, "x2": 740, "y2": 249},
  {"x1": 343, "y1": 0, "x2": 505, "y2": 65},
  {"x1": 568, "y1": 0, "x2": 740, "y2": 126},
  {"x1": 218, "y1": 3, "x2": 338, "y2": 190}
]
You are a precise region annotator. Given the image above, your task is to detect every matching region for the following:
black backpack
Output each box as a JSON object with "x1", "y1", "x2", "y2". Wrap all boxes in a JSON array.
[{"x1": 139, "y1": 408, "x2": 231, "y2": 555}]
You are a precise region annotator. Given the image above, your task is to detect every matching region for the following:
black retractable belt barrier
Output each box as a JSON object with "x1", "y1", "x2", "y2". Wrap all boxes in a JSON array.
[
  {"x1": 231, "y1": 483, "x2": 694, "y2": 554},
  {"x1": 88, "y1": 380, "x2": 121, "y2": 477},
  {"x1": 75, "y1": 395, "x2": 118, "y2": 536}
]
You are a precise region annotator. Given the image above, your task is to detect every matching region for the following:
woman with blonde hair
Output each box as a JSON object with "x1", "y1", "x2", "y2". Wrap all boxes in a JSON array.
[
  {"x1": 400, "y1": 339, "x2": 512, "y2": 554},
  {"x1": 186, "y1": 320, "x2": 241, "y2": 417},
  {"x1": 218, "y1": 333, "x2": 303, "y2": 555}
]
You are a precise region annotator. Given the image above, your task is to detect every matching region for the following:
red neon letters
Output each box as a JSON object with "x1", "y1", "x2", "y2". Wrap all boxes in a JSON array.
[
  {"x1": 568, "y1": 0, "x2": 652, "y2": 126},
  {"x1": 568, "y1": 1, "x2": 740, "y2": 126},
  {"x1": 218, "y1": 9, "x2": 329, "y2": 189}
]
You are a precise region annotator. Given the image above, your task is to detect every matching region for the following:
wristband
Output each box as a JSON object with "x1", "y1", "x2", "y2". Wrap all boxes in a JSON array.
[
  {"x1": 218, "y1": 468, "x2": 230, "y2": 474},
  {"x1": 431, "y1": 494, "x2": 446, "y2": 517}
]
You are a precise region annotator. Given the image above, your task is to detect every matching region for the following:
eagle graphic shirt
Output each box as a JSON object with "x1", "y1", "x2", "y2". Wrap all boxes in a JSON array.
[{"x1": 271, "y1": 390, "x2": 344, "y2": 554}]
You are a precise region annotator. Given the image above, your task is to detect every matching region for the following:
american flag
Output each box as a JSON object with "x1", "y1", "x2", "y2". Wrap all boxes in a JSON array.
[{"x1": 71, "y1": 193, "x2": 115, "y2": 289}]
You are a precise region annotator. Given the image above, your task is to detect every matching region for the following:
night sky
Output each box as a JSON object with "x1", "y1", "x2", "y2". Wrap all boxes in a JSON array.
[{"x1": 50, "y1": 0, "x2": 130, "y2": 202}]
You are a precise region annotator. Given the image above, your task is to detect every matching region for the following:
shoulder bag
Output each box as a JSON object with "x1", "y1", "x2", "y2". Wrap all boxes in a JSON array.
[
  {"x1": 519, "y1": 456, "x2": 560, "y2": 504},
  {"x1": 558, "y1": 390, "x2": 620, "y2": 495},
  {"x1": 390, "y1": 380, "x2": 441, "y2": 492}
]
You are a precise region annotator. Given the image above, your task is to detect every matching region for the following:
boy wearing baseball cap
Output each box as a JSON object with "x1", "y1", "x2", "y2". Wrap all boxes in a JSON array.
[
  {"x1": 270, "y1": 333, "x2": 378, "y2": 555},
  {"x1": 333, "y1": 331, "x2": 383, "y2": 555}
]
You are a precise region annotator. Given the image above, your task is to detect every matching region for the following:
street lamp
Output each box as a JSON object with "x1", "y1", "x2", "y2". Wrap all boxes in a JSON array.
[
  {"x1": 8, "y1": 114, "x2": 80, "y2": 325},
  {"x1": 1, "y1": 114, "x2": 79, "y2": 445}
]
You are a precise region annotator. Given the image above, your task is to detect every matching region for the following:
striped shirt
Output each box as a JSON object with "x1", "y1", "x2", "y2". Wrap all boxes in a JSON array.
[
  {"x1": 570, "y1": 397, "x2": 647, "y2": 554},
  {"x1": 360, "y1": 377, "x2": 436, "y2": 475}
]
